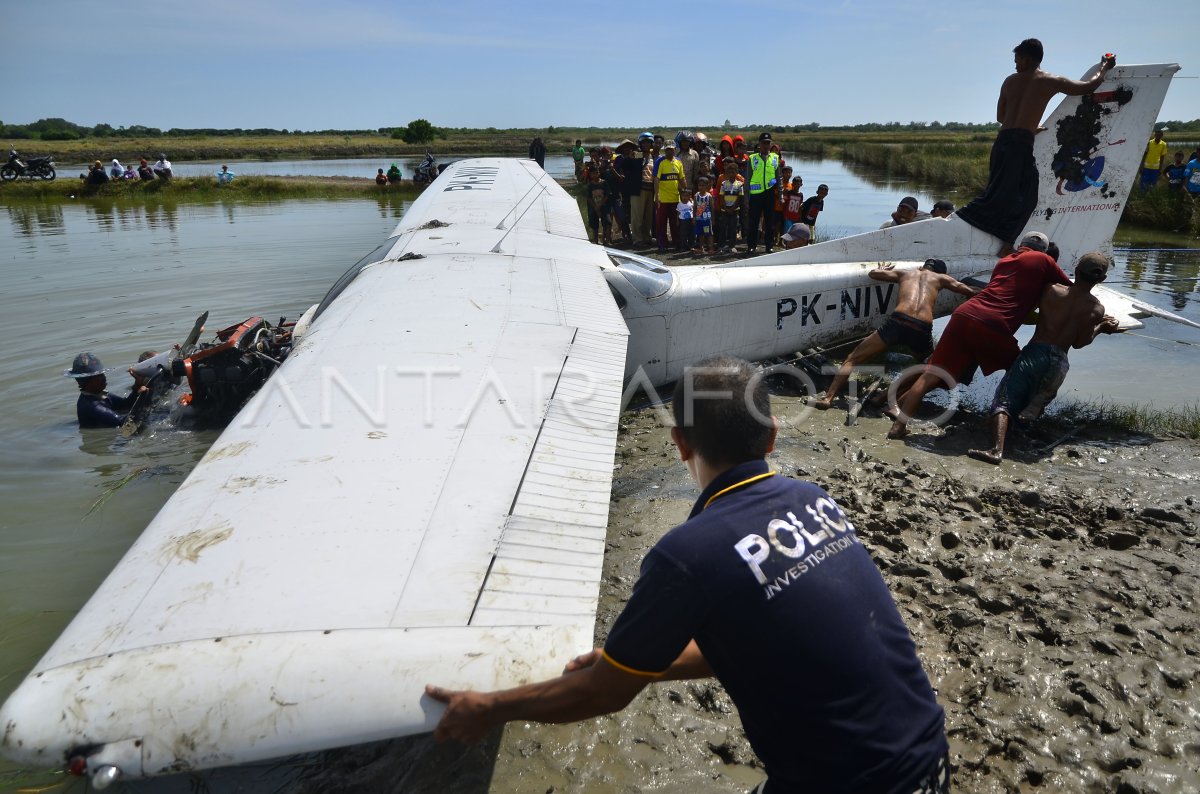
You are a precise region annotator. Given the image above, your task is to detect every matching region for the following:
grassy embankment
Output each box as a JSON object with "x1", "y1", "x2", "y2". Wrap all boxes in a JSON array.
[
  {"x1": 798, "y1": 136, "x2": 1199, "y2": 237},
  {"x1": 6, "y1": 129, "x2": 1194, "y2": 235},
  {"x1": 0, "y1": 175, "x2": 423, "y2": 202}
]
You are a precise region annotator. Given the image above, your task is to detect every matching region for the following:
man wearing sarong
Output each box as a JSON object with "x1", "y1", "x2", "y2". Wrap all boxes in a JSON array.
[
  {"x1": 968, "y1": 253, "x2": 1121, "y2": 464},
  {"x1": 956, "y1": 40, "x2": 1115, "y2": 251}
]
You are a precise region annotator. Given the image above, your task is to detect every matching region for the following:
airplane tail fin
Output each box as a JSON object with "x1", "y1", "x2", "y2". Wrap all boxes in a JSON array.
[{"x1": 1022, "y1": 62, "x2": 1180, "y2": 265}]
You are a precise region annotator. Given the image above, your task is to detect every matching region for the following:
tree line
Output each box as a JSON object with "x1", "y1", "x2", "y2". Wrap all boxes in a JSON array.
[{"x1": 4, "y1": 117, "x2": 1198, "y2": 143}]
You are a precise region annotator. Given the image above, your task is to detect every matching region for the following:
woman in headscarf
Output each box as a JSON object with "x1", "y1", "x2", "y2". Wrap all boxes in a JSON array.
[{"x1": 110, "y1": 159, "x2": 124, "y2": 179}]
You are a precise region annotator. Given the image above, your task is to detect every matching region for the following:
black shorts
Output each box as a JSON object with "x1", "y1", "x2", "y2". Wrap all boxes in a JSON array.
[
  {"x1": 750, "y1": 751, "x2": 950, "y2": 794},
  {"x1": 877, "y1": 311, "x2": 934, "y2": 361}
]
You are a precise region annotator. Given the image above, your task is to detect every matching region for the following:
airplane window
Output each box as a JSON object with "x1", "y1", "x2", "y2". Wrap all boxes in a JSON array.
[
  {"x1": 607, "y1": 253, "x2": 674, "y2": 300},
  {"x1": 313, "y1": 236, "x2": 401, "y2": 320}
]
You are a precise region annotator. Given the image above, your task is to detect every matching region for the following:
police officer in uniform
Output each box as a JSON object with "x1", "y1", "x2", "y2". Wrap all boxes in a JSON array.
[
  {"x1": 427, "y1": 356, "x2": 951, "y2": 793},
  {"x1": 745, "y1": 132, "x2": 782, "y2": 256}
]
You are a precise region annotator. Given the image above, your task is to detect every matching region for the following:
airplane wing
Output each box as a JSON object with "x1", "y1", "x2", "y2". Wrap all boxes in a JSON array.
[
  {"x1": 0, "y1": 159, "x2": 629, "y2": 781},
  {"x1": 1092, "y1": 284, "x2": 1200, "y2": 331}
]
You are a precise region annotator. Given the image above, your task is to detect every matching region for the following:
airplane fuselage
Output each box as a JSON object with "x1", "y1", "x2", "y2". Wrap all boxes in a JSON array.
[{"x1": 603, "y1": 251, "x2": 970, "y2": 388}]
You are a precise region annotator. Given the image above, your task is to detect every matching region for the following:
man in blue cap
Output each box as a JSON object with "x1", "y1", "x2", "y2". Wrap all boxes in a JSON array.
[{"x1": 66, "y1": 352, "x2": 149, "y2": 428}]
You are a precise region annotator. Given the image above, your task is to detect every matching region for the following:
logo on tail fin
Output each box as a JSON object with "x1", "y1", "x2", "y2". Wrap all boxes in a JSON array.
[{"x1": 1051, "y1": 87, "x2": 1134, "y2": 196}]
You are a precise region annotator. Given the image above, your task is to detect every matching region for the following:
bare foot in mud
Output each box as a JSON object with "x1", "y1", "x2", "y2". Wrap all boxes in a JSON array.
[
  {"x1": 812, "y1": 398, "x2": 832, "y2": 411},
  {"x1": 887, "y1": 421, "x2": 908, "y2": 439},
  {"x1": 967, "y1": 448, "x2": 1003, "y2": 465},
  {"x1": 883, "y1": 405, "x2": 900, "y2": 421}
]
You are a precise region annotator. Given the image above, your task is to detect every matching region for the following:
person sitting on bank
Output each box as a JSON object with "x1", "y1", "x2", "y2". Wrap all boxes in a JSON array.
[
  {"x1": 82, "y1": 160, "x2": 109, "y2": 185},
  {"x1": 386, "y1": 163, "x2": 402, "y2": 184},
  {"x1": 153, "y1": 154, "x2": 172, "y2": 180},
  {"x1": 109, "y1": 159, "x2": 125, "y2": 180},
  {"x1": 66, "y1": 352, "x2": 149, "y2": 429},
  {"x1": 814, "y1": 259, "x2": 979, "y2": 411},
  {"x1": 968, "y1": 253, "x2": 1120, "y2": 464},
  {"x1": 880, "y1": 196, "x2": 930, "y2": 228},
  {"x1": 216, "y1": 165, "x2": 235, "y2": 184},
  {"x1": 375, "y1": 168, "x2": 388, "y2": 186},
  {"x1": 137, "y1": 158, "x2": 155, "y2": 180},
  {"x1": 122, "y1": 163, "x2": 137, "y2": 180},
  {"x1": 427, "y1": 355, "x2": 950, "y2": 794}
]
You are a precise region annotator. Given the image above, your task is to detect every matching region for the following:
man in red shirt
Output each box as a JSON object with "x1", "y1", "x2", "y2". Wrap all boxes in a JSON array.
[{"x1": 887, "y1": 231, "x2": 1070, "y2": 439}]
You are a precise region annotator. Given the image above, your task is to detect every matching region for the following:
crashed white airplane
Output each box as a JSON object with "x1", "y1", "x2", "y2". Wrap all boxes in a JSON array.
[{"x1": 0, "y1": 62, "x2": 1189, "y2": 787}]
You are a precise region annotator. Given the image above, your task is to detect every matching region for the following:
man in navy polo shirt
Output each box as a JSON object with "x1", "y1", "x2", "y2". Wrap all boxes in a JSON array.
[{"x1": 427, "y1": 356, "x2": 949, "y2": 793}]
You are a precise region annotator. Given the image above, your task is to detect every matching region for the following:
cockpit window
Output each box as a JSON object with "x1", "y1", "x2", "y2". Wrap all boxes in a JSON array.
[
  {"x1": 313, "y1": 236, "x2": 400, "y2": 320},
  {"x1": 607, "y1": 251, "x2": 674, "y2": 300}
]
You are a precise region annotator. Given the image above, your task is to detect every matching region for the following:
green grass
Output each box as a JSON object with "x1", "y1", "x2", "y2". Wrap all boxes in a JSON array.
[
  {"x1": 1047, "y1": 398, "x2": 1200, "y2": 438},
  {"x1": 0, "y1": 175, "x2": 424, "y2": 203},
  {"x1": 1121, "y1": 187, "x2": 1200, "y2": 236},
  {"x1": 838, "y1": 141, "x2": 991, "y2": 193}
]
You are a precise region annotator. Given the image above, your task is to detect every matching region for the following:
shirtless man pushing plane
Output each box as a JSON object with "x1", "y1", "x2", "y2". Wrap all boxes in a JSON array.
[
  {"x1": 956, "y1": 40, "x2": 1115, "y2": 252},
  {"x1": 968, "y1": 253, "x2": 1120, "y2": 464},
  {"x1": 814, "y1": 260, "x2": 978, "y2": 411}
]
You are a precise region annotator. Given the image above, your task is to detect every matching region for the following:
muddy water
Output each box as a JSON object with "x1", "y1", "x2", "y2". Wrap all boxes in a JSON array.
[{"x1": 0, "y1": 192, "x2": 1197, "y2": 792}]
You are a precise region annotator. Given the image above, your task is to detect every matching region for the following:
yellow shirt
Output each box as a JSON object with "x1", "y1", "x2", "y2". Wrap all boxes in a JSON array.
[
  {"x1": 1143, "y1": 138, "x2": 1168, "y2": 169},
  {"x1": 655, "y1": 158, "x2": 685, "y2": 203}
]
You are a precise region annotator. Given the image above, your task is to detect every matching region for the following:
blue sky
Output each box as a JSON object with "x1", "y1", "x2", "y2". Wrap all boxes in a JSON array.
[{"x1": 2, "y1": 0, "x2": 1196, "y2": 131}]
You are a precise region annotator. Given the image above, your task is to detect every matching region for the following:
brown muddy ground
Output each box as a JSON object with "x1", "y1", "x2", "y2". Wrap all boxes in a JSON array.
[{"x1": 290, "y1": 397, "x2": 1199, "y2": 794}]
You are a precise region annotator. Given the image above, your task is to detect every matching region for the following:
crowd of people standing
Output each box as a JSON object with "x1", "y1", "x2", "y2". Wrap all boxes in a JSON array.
[
  {"x1": 1140, "y1": 129, "x2": 1200, "y2": 199},
  {"x1": 574, "y1": 131, "x2": 829, "y2": 256}
]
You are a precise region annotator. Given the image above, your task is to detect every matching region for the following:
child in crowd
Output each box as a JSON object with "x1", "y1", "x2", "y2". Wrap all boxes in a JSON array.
[
  {"x1": 717, "y1": 158, "x2": 745, "y2": 254},
  {"x1": 696, "y1": 150, "x2": 712, "y2": 190},
  {"x1": 783, "y1": 175, "x2": 805, "y2": 234},
  {"x1": 800, "y1": 184, "x2": 829, "y2": 234},
  {"x1": 588, "y1": 184, "x2": 613, "y2": 245},
  {"x1": 677, "y1": 188, "x2": 695, "y2": 253},
  {"x1": 1165, "y1": 152, "x2": 1186, "y2": 192},
  {"x1": 774, "y1": 165, "x2": 794, "y2": 246},
  {"x1": 693, "y1": 176, "x2": 714, "y2": 255}
]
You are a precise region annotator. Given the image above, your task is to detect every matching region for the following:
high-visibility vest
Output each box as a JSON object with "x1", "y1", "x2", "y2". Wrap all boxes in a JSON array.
[{"x1": 748, "y1": 152, "x2": 780, "y2": 194}]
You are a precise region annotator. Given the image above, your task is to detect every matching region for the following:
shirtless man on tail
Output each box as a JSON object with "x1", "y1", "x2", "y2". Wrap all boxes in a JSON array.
[
  {"x1": 967, "y1": 253, "x2": 1121, "y2": 464},
  {"x1": 956, "y1": 40, "x2": 1115, "y2": 252},
  {"x1": 814, "y1": 259, "x2": 978, "y2": 411}
]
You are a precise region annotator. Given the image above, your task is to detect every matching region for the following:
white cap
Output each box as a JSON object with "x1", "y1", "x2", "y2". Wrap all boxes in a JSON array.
[{"x1": 1018, "y1": 231, "x2": 1049, "y2": 252}]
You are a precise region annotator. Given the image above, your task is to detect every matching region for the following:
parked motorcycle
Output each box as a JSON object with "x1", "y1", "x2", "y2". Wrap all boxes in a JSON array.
[
  {"x1": 1, "y1": 150, "x2": 56, "y2": 181},
  {"x1": 412, "y1": 152, "x2": 440, "y2": 185}
]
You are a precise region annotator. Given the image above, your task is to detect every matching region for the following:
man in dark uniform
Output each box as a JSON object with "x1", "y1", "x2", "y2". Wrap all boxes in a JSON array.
[
  {"x1": 67, "y1": 352, "x2": 147, "y2": 428},
  {"x1": 427, "y1": 356, "x2": 950, "y2": 793}
]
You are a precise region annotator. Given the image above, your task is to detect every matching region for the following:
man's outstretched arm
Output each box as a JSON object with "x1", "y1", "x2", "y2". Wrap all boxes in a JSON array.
[
  {"x1": 426, "y1": 639, "x2": 714, "y2": 744},
  {"x1": 940, "y1": 274, "x2": 981, "y2": 297},
  {"x1": 426, "y1": 653, "x2": 652, "y2": 744},
  {"x1": 1053, "y1": 55, "x2": 1114, "y2": 96}
]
